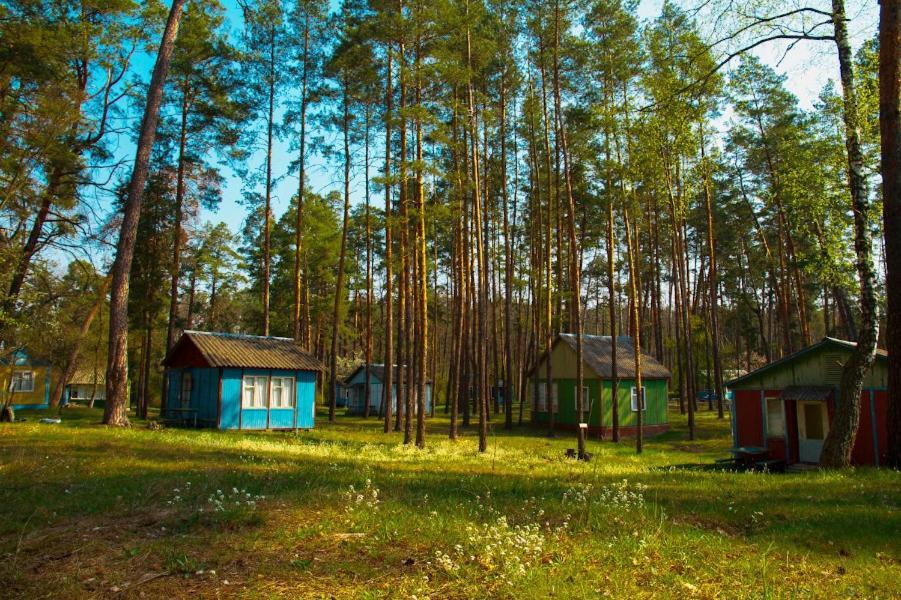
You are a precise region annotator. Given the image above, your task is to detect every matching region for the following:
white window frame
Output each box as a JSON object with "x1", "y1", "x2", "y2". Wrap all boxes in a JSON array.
[
  {"x1": 242, "y1": 375, "x2": 270, "y2": 409},
  {"x1": 270, "y1": 376, "x2": 295, "y2": 409},
  {"x1": 630, "y1": 386, "x2": 647, "y2": 412},
  {"x1": 765, "y1": 397, "x2": 785, "y2": 437},
  {"x1": 10, "y1": 371, "x2": 34, "y2": 393},
  {"x1": 575, "y1": 385, "x2": 592, "y2": 414},
  {"x1": 533, "y1": 381, "x2": 558, "y2": 413},
  {"x1": 534, "y1": 382, "x2": 546, "y2": 412}
]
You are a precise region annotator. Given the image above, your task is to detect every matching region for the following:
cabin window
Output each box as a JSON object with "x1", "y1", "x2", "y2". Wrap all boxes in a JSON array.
[
  {"x1": 242, "y1": 376, "x2": 269, "y2": 408},
  {"x1": 271, "y1": 377, "x2": 294, "y2": 408},
  {"x1": 575, "y1": 386, "x2": 592, "y2": 414},
  {"x1": 180, "y1": 372, "x2": 192, "y2": 407},
  {"x1": 10, "y1": 371, "x2": 34, "y2": 393},
  {"x1": 766, "y1": 397, "x2": 785, "y2": 437},
  {"x1": 533, "y1": 382, "x2": 558, "y2": 413},
  {"x1": 630, "y1": 386, "x2": 647, "y2": 412}
]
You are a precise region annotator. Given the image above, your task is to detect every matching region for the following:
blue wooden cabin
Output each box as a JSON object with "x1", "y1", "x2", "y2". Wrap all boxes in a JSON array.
[
  {"x1": 343, "y1": 364, "x2": 432, "y2": 416},
  {"x1": 162, "y1": 331, "x2": 323, "y2": 429}
]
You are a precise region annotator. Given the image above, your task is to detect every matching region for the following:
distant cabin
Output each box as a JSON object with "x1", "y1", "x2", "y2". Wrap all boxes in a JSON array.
[
  {"x1": 342, "y1": 364, "x2": 432, "y2": 416},
  {"x1": 727, "y1": 337, "x2": 889, "y2": 466},
  {"x1": 63, "y1": 366, "x2": 105, "y2": 406},
  {"x1": 1, "y1": 349, "x2": 52, "y2": 410},
  {"x1": 162, "y1": 331, "x2": 323, "y2": 430},
  {"x1": 527, "y1": 334, "x2": 671, "y2": 437}
]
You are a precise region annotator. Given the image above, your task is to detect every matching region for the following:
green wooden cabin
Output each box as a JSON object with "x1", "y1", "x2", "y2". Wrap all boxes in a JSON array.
[{"x1": 527, "y1": 334, "x2": 671, "y2": 437}]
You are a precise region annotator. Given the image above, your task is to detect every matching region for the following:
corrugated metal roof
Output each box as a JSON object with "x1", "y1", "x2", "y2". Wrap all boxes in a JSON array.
[
  {"x1": 781, "y1": 385, "x2": 834, "y2": 402},
  {"x1": 168, "y1": 330, "x2": 323, "y2": 371},
  {"x1": 68, "y1": 367, "x2": 105, "y2": 385},
  {"x1": 530, "y1": 334, "x2": 671, "y2": 379}
]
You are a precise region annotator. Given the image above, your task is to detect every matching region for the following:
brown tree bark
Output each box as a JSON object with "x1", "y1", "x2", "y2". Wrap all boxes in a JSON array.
[
  {"x1": 364, "y1": 103, "x2": 373, "y2": 419},
  {"x1": 624, "y1": 208, "x2": 643, "y2": 453},
  {"x1": 294, "y1": 13, "x2": 311, "y2": 346},
  {"x1": 261, "y1": 26, "x2": 277, "y2": 336},
  {"x1": 328, "y1": 72, "x2": 352, "y2": 423},
  {"x1": 104, "y1": 0, "x2": 187, "y2": 426},
  {"x1": 701, "y1": 131, "x2": 725, "y2": 419},
  {"x1": 414, "y1": 24, "x2": 428, "y2": 448},
  {"x1": 552, "y1": 0, "x2": 585, "y2": 458},
  {"x1": 161, "y1": 87, "x2": 189, "y2": 416},
  {"x1": 382, "y1": 44, "x2": 394, "y2": 434},
  {"x1": 820, "y1": 0, "x2": 880, "y2": 468},
  {"x1": 466, "y1": 0, "x2": 488, "y2": 452},
  {"x1": 607, "y1": 183, "x2": 619, "y2": 442},
  {"x1": 500, "y1": 63, "x2": 514, "y2": 431},
  {"x1": 881, "y1": 0, "x2": 901, "y2": 468}
]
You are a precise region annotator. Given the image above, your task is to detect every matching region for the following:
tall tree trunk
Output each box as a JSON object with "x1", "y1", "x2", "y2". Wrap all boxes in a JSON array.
[
  {"x1": 538, "y1": 38, "x2": 556, "y2": 438},
  {"x1": 701, "y1": 131, "x2": 725, "y2": 419},
  {"x1": 607, "y1": 185, "x2": 619, "y2": 442},
  {"x1": 329, "y1": 74, "x2": 352, "y2": 423},
  {"x1": 293, "y1": 14, "x2": 310, "y2": 345},
  {"x1": 261, "y1": 28, "x2": 277, "y2": 336},
  {"x1": 500, "y1": 65, "x2": 514, "y2": 431},
  {"x1": 162, "y1": 87, "x2": 189, "y2": 416},
  {"x1": 397, "y1": 11, "x2": 409, "y2": 438},
  {"x1": 104, "y1": 0, "x2": 187, "y2": 426},
  {"x1": 185, "y1": 263, "x2": 196, "y2": 330},
  {"x1": 552, "y1": 0, "x2": 584, "y2": 457},
  {"x1": 466, "y1": 0, "x2": 488, "y2": 452},
  {"x1": 414, "y1": 24, "x2": 428, "y2": 448},
  {"x1": 139, "y1": 325, "x2": 153, "y2": 419},
  {"x1": 364, "y1": 103, "x2": 373, "y2": 420},
  {"x1": 624, "y1": 208, "x2": 643, "y2": 453},
  {"x1": 821, "y1": 0, "x2": 880, "y2": 467},
  {"x1": 382, "y1": 44, "x2": 394, "y2": 434},
  {"x1": 881, "y1": 0, "x2": 901, "y2": 468}
]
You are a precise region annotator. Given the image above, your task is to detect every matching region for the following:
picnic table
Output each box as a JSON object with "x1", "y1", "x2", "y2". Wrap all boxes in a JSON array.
[
  {"x1": 730, "y1": 446, "x2": 769, "y2": 459},
  {"x1": 726, "y1": 446, "x2": 785, "y2": 472},
  {"x1": 165, "y1": 407, "x2": 198, "y2": 427},
  {"x1": 712, "y1": 446, "x2": 767, "y2": 469}
]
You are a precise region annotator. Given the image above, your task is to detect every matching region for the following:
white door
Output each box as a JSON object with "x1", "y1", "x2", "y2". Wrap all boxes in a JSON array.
[{"x1": 798, "y1": 401, "x2": 829, "y2": 463}]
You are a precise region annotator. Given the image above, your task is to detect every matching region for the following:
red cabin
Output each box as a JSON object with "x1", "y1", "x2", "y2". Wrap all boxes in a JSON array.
[{"x1": 726, "y1": 338, "x2": 889, "y2": 466}]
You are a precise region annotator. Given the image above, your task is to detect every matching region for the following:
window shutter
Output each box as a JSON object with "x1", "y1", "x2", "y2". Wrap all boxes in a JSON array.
[{"x1": 823, "y1": 354, "x2": 844, "y2": 385}]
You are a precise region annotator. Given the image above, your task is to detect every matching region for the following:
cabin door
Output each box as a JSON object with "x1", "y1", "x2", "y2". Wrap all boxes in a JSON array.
[{"x1": 797, "y1": 401, "x2": 829, "y2": 463}]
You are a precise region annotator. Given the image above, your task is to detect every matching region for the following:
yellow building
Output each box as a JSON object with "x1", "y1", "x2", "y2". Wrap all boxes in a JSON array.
[{"x1": 2, "y1": 350, "x2": 53, "y2": 410}]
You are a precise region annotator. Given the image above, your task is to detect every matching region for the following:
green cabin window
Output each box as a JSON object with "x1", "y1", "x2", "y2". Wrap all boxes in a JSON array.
[
  {"x1": 575, "y1": 386, "x2": 592, "y2": 414},
  {"x1": 533, "y1": 382, "x2": 558, "y2": 413},
  {"x1": 10, "y1": 371, "x2": 34, "y2": 393},
  {"x1": 630, "y1": 386, "x2": 647, "y2": 412},
  {"x1": 766, "y1": 397, "x2": 785, "y2": 437}
]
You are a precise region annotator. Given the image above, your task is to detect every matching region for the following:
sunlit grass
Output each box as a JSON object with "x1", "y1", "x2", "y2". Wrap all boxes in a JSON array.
[{"x1": 0, "y1": 405, "x2": 898, "y2": 598}]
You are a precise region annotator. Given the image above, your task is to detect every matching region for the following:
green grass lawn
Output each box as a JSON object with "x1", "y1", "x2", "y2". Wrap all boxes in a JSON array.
[{"x1": 0, "y1": 406, "x2": 899, "y2": 599}]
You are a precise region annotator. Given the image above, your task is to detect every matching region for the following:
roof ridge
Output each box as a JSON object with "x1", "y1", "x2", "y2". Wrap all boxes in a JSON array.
[{"x1": 185, "y1": 330, "x2": 297, "y2": 342}]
